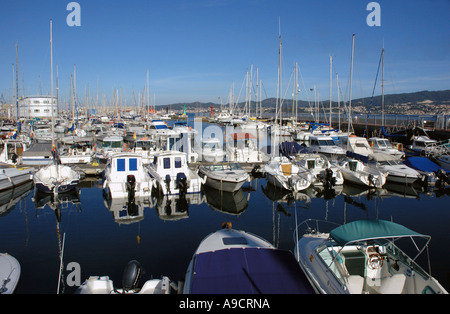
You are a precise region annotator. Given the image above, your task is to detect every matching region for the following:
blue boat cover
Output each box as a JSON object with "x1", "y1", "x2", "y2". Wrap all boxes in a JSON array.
[
  {"x1": 330, "y1": 219, "x2": 426, "y2": 247},
  {"x1": 279, "y1": 141, "x2": 310, "y2": 157},
  {"x1": 190, "y1": 247, "x2": 315, "y2": 294},
  {"x1": 404, "y1": 157, "x2": 450, "y2": 174}
]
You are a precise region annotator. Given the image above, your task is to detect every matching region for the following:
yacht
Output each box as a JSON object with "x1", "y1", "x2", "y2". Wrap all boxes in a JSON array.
[
  {"x1": 308, "y1": 135, "x2": 346, "y2": 159},
  {"x1": 183, "y1": 223, "x2": 315, "y2": 294},
  {"x1": 198, "y1": 163, "x2": 250, "y2": 192},
  {"x1": 264, "y1": 156, "x2": 312, "y2": 192},
  {"x1": 294, "y1": 219, "x2": 448, "y2": 294},
  {"x1": 368, "y1": 137, "x2": 404, "y2": 159},
  {"x1": 337, "y1": 158, "x2": 387, "y2": 188},
  {"x1": 294, "y1": 153, "x2": 344, "y2": 188},
  {"x1": 102, "y1": 153, "x2": 153, "y2": 200},
  {"x1": 226, "y1": 132, "x2": 269, "y2": 163},
  {"x1": 148, "y1": 151, "x2": 205, "y2": 196}
]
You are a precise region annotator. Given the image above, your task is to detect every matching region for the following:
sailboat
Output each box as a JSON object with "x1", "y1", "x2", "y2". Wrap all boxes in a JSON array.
[{"x1": 33, "y1": 20, "x2": 80, "y2": 195}]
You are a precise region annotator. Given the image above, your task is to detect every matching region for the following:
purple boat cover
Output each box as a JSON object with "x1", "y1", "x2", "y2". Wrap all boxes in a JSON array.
[{"x1": 190, "y1": 247, "x2": 314, "y2": 294}]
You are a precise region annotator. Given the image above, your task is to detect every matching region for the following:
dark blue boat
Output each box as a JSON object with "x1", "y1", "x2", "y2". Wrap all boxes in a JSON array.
[{"x1": 183, "y1": 226, "x2": 315, "y2": 294}]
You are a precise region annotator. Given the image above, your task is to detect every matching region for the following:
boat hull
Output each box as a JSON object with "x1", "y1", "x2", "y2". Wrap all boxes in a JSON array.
[
  {"x1": 0, "y1": 253, "x2": 21, "y2": 294},
  {"x1": 33, "y1": 164, "x2": 80, "y2": 194}
]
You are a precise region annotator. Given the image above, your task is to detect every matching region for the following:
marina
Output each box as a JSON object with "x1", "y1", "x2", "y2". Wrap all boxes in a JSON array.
[
  {"x1": 0, "y1": 114, "x2": 449, "y2": 294},
  {"x1": 1, "y1": 1, "x2": 450, "y2": 296}
]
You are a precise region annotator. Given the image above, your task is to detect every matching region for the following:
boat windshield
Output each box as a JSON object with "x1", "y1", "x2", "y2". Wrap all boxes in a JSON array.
[
  {"x1": 102, "y1": 140, "x2": 123, "y2": 148},
  {"x1": 318, "y1": 139, "x2": 336, "y2": 146},
  {"x1": 135, "y1": 141, "x2": 154, "y2": 150},
  {"x1": 377, "y1": 139, "x2": 390, "y2": 148}
]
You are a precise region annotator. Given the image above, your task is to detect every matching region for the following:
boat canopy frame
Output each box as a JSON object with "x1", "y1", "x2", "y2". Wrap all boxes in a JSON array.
[{"x1": 295, "y1": 219, "x2": 434, "y2": 277}]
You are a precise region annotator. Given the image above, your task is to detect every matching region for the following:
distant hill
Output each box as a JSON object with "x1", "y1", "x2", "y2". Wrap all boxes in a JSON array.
[{"x1": 160, "y1": 90, "x2": 450, "y2": 113}]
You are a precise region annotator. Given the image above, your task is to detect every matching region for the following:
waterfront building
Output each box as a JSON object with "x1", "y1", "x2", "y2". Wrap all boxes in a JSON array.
[{"x1": 18, "y1": 96, "x2": 57, "y2": 120}]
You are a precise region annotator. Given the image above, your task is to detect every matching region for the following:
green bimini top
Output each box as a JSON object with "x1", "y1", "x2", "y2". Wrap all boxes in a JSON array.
[{"x1": 329, "y1": 219, "x2": 429, "y2": 247}]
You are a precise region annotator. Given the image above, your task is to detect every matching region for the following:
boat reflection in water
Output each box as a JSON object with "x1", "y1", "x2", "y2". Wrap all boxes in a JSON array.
[
  {"x1": 262, "y1": 180, "x2": 343, "y2": 206},
  {"x1": 154, "y1": 193, "x2": 203, "y2": 221},
  {"x1": 33, "y1": 188, "x2": 81, "y2": 222},
  {"x1": 103, "y1": 194, "x2": 152, "y2": 225},
  {"x1": 0, "y1": 181, "x2": 33, "y2": 217},
  {"x1": 202, "y1": 185, "x2": 249, "y2": 216}
]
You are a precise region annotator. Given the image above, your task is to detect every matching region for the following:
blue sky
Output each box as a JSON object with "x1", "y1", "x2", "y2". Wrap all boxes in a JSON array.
[{"x1": 1, "y1": 0, "x2": 449, "y2": 108}]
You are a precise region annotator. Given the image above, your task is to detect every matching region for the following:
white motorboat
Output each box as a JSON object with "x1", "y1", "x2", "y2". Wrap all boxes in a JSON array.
[
  {"x1": 368, "y1": 137, "x2": 404, "y2": 159},
  {"x1": 76, "y1": 260, "x2": 176, "y2": 294},
  {"x1": 369, "y1": 155, "x2": 422, "y2": 184},
  {"x1": 435, "y1": 154, "x2": 450, "y2": 171},
  {"x1": 199, "y1": 137, "x2": 225, "y2": 163},
  {"x1": 294, "y1": 219, "x2": 448, "y2": 294},
  {"x1": 183, "y1": 223, "x2": 315, "y2": 294},
  {"x1": 264, "y1": 156, "x2": 312, "y2": 192},
  {"x1": 0, "y1": 139, "x2": 28, "y2": 165},
  {"x1": 148, "y1": 150, "x2": 205, "y2": 196},
  {"x1": 130, "y1": 137, "x2": 158, "y2": 165},
  {"x1": 58, "y1": 137, "x2": 94, "y2": 165},
  {"x1": 226, "y1": 132, "x2": 269, "y2": 163},
  {"x1": 0, "y1": 163, "x2": 34, "y2": 192},
  {"x1": 294, "y1": 153, "x2": 344, "y2": 188},
  {"x1": 95, "y1": 136, "x2": 124, "y2": 162},
  {"x1": 19, "y1": 143, "x2": 54, "y2": 166},
  {"x1": 103, "y1": 153, "x2": 153, "y2": 200},
  {"x1": 337, "y1": 158, "x2": 387, "y2": 188},
  {"x1": 0, "y1": 253, "x2": 21, "y2": 294},
  {"x1": 308, "y1": 135, "x2": 346, "y2": 159},
  {"x1": 408, "y1": 135, "x2": 449, "y2": 156},
  {"x1": 198, "y1": 163, "x2": 250, "y2": 192}
]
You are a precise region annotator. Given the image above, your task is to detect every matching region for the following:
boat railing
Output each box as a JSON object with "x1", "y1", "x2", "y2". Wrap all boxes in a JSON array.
[{"x1": 294, "y1": 219, "x2": 341, "y2": 242}]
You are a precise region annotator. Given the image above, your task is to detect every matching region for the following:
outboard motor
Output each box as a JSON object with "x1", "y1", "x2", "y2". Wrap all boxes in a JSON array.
[
  {"x1": 323, "y1": 168, "x2": 336, "y2": 190},
  {"x1": 165, "y1": 175, "x2": 171, "y2": 195},
  {"x1": 368, "y1": 174, "x2": 375, "y2": 187},
  {"x1": 122, "y1": 260, "x2": 144, "y2": 292},
  {"x1": 126, "y1": 175, "x2": 136, "y2": 201},
  {"x1": 176, "y1": 172, "x2": 188, "y2": 195},
  {"x1": 436, "y1": 168, "x2": 450, "y2": 189}
]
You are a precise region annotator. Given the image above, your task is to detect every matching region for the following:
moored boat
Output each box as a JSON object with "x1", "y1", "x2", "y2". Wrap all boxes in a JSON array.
[
  {"x1": 76, "y1": 260, "x2": 176, "y2": 294},
  {"x1": 337, "y1": 158, "x2": 387, "y2": 188},
  {"x1": 294, "y1": 219, "x2": 448, "y2": 294},
  {"x1": 198, "y1": 163, "x2": 250, "y2": 192},
  {"x1": 33, "y1": 164, "x2": 80, "y2": 195},
  {"x1": 148, "y1": 150, "x2": 205, "y2": 196},
  {"x1": 0, "y1": 253, "x2": 21, "y2": 294},
  {"x1": 102, "y1": 152, "x2": 153, "y2": 200},
  {"x1": 183, "y1": 223, "x2": 315, "y2": 294},
  {"x1": 264, "y1": 156, "x2": 312, "y2": 192}
]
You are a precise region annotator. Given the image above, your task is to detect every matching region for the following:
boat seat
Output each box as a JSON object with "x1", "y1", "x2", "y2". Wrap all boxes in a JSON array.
[
  {"x1": 281, "y1": 163, "x2": 292, "y2": 176},
  {"x1": 368, "y1": 274, "x2": 406, "y2": 294},
  {"x1": 346, "y1": 275, "x2": 364, "y2": 294}
]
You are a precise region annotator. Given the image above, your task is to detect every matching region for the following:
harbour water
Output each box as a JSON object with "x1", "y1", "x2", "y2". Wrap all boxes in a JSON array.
[
  {"x1": 1, "y1": 167, "x2": 449, "y2": 294},
  {"x1": 1, "y1": 116, "x2": 449, "y2": 294}
]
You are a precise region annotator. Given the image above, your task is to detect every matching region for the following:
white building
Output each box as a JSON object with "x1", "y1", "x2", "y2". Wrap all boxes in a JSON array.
[{"x1": 18, "y1": 96, "x2": 57, "y2": 119}]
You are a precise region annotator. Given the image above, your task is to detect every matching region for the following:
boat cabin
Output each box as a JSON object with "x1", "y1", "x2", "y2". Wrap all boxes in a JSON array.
[{"x1": 151, "y1": 151, "x2": 190, "y2": 179}]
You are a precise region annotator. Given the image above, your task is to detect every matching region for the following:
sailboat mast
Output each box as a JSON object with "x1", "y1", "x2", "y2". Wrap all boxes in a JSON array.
[
  {"x1": 329, "y1": 55, "x2": 332, "y2": 128},
  {"x1": 50, "y1": 19, "x2": 54, "y2": 149},
  {"x1": 15, "y1": 43, "x2": 19, "y2": 121},
  {"x1": 348, "y1": 34, "x2": 355, "y2": 139},
  {"x1": 276, "y1": 17, "x2": 282, "y2": 125},
  {"x1": 381, "y1": 47, "x2": 385, "y2": 128}
]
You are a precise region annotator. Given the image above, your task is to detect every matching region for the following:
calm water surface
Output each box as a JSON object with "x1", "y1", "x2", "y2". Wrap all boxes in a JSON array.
[{"x1": 1, "y1": 176, "x2": 449, "y2": 294}]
